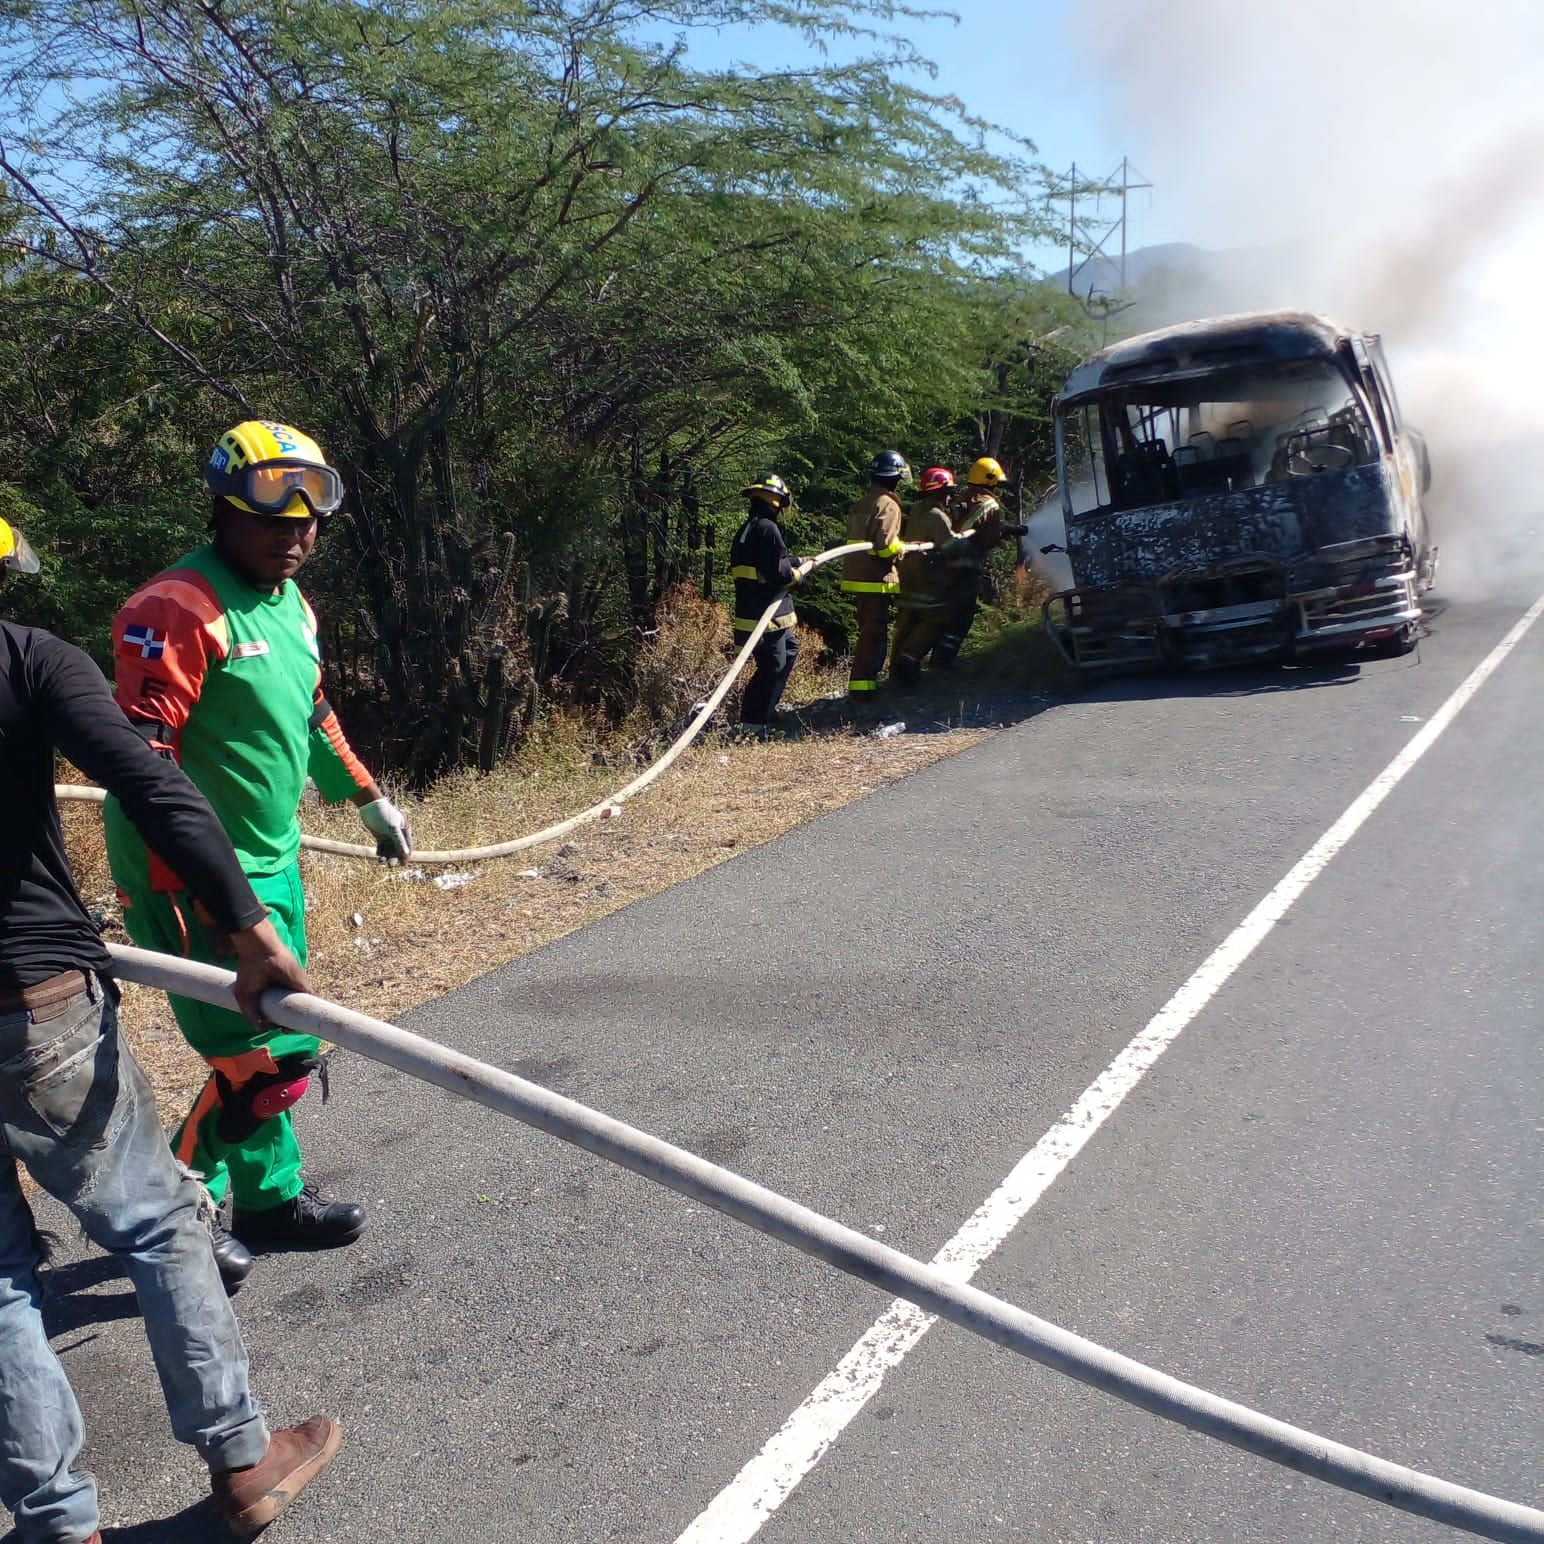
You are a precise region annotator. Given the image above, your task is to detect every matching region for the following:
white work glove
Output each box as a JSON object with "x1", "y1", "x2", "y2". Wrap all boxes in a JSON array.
[
  {"x1": 359, "y1": 797, "x2": 413, "y2": 863},
  {"x1": 792, "y1": 558, "x2": 815, "y2": 583}
]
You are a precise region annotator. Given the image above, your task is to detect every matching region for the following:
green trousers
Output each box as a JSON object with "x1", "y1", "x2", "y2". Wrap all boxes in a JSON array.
[{"x1": 116, "y1": 862, "x2": 317, "y2": 1212}]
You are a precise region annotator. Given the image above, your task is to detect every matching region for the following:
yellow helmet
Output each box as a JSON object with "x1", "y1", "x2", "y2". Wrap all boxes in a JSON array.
[
  {"x1": 966, "y1": 456, "x2": 1006, "y2": 488},
  {"x1": 206, "y1": 420, "x2": 345, "y2": 518},
  {"x1": 0, "y1": 516, "x2": 40, "y2": 575}
]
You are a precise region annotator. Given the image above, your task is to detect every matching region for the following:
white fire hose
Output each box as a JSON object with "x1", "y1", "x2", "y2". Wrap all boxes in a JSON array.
[{"x1": 107, "y1": 943, "x2": 1544, "y2": 1543}]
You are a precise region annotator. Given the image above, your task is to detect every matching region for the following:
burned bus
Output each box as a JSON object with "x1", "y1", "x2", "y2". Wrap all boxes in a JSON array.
[{"x1": 1043, "y1": 311, "x2": 1436, "y2": 669}]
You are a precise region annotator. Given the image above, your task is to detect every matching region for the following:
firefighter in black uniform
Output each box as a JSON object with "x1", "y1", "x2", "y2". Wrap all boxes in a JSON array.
[{"x1": 729, "y1": 474, "x2": 811, "y2": 738}]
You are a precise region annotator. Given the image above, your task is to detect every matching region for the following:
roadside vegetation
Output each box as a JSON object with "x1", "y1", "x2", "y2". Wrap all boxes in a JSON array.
[
  {"x1": 0, "y1": 0, "x2": 1092, "y2": 783},
  {"x1": 61, "y1": 571, "x2": 1067, "y2": 1107},
  {"x1": 3, "y1": 0, "x2": 1094, "y2": 1106}
]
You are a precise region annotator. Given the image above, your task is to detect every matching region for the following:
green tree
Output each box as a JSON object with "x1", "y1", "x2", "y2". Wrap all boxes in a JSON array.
[
  {"x1": 1, "y1": 0, "x2": 1057, "y2": 776},
  {"x1": 0, "y1": 201, "x2": 210, "y2": 656}
]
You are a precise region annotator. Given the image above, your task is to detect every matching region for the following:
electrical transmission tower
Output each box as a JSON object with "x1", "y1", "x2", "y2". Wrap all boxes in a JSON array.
[{"x1": 1049, "y1": 157, "x2": 1153, "y2": 340}]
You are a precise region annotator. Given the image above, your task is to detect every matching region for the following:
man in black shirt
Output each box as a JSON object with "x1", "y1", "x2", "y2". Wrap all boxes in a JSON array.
[
  {"x1": 729, "y1": 474, "x2": 811, "y2": 738},
  {"x1": 0, "y1": 515, "x2": 341, "y2": 1543}
]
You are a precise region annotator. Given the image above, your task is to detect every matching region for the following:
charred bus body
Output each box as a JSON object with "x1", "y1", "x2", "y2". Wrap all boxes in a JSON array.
[{"x1": 1044, "y1": 311, "x2": 1437, "y2": 669}]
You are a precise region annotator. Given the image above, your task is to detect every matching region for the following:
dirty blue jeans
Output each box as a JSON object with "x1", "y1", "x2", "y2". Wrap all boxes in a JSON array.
[{"x1": 0, "y1": 974, "x2": 269, "y2": 1543}]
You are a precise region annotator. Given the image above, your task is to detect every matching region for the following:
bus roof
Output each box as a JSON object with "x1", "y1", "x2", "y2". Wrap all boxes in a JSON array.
[{"x1": 1057, "y1": 311, "x2": 1361, "y2": 406}]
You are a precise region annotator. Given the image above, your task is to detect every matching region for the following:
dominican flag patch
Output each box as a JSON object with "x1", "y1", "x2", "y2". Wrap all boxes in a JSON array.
[{"x1": 123, "y1": 624, "x2": 165, "y2": 660}]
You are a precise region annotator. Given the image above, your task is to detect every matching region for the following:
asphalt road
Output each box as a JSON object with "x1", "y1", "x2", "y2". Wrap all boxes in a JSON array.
[{"x1": 21, "y1": 586, "x2": 1544, "y2": 1544}]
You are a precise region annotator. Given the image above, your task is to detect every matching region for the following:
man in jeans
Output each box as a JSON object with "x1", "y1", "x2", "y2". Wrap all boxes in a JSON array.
[{"x1": 0, "y1": 514, "x2": 340, "y2": 1541}]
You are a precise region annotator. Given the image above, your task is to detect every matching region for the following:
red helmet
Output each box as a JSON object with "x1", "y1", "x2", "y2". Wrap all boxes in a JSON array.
[{"x1": 919, "y1": 466, "x2": 955, "y2": 493}]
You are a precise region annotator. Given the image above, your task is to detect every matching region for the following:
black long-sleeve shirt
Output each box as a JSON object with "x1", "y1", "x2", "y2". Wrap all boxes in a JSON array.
[
  {"x1": 729, "y1": 510, "x2": 797, "y2": 634},
  {"x1": 0, "y1": 621, "x2": 268, "y2": 988}
]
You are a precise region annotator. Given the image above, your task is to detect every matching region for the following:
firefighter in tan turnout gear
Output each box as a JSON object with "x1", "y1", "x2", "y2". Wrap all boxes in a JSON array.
[
  {"x1": 889, "y1": 466, "x2": 957, "y2": 686},
  {"x1": 934, "y1": 455, "x2": 1011, "y2": 670},
  {"x1": 841, "y1": 450, "x2": 908, "y2": 696}
]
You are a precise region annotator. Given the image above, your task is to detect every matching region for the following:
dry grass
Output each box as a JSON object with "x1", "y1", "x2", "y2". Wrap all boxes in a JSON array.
[
  {"x1": 60, "y1": 572, "x2": 1069, "y2": 1118},
  {"x1": 61, "y1": 703, "x2": 990, "y2": 1117},
  {"x1": 625, "y1": 581, "x2": 849, "y2": 737}
]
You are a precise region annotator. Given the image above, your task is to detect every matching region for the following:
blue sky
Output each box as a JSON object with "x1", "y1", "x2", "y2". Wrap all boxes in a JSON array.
[
  {"x1": 647, "y1": 0, "x2": 1176, "y2": 271},
  {"x1": 652, "y1": 0, "x2": 1544, "y2": 343}
]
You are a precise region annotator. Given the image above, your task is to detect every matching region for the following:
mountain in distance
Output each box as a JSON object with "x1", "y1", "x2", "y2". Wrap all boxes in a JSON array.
[{"x1": 1059, "y1": 240, "x2": 1214, "y2": 296}]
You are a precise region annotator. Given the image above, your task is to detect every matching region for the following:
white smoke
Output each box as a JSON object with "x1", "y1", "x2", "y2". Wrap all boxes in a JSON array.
[
  {"x1": 1024, "y1": 490, "x2": 1072, "y2": 593},
  {"x1": 1060, "y1": 0, "x2": 1544, "y2": 598}
]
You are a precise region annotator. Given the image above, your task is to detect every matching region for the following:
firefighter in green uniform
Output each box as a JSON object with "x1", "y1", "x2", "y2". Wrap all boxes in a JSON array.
[
  {"x1": 841, "y1": 450, "x2": 908, "y2": 696},
  {"x1": 889, "y1": 467, "x2": 957, "y2": 686},
  {"x1": 104, "y1": 421, "x2": 412, "y2": 1291}
]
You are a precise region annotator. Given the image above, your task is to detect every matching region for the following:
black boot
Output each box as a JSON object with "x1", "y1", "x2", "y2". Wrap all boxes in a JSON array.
[
  {"x1": 234, "y1": 1184, "x2": 367, "y2": 1249},
  {"x1": 209, "y1": 1207, "x2": 254, "y2": 1293}
]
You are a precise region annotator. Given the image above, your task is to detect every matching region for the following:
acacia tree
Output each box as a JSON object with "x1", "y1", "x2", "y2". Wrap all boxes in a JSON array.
[
  {"x1": 0, "y1": 199, "x2": 212, "y2": 653},
  {"x1": 0, "y1": 0, "x2": 1054, "y2": 775}
]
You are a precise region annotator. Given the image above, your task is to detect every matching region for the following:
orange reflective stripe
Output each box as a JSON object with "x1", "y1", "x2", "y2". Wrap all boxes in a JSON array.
[
  {"x1": 174, "y1": 1076, "x2": 222, "y2": 1167},
  {"x1": 313, "y1": 693, "x2": 372, "y2": 791},
  {"x1": 208, "y1": 1047, "x2": 282, "y2": 1087}
]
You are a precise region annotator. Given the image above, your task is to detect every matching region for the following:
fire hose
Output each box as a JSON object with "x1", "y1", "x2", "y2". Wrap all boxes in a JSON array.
[
  {"x1": 107, "y1": 941, "x2": 1544, "y2": 1544},
  {"x1": 55, "y1": 536, "x2": 953, "y2": 865}
]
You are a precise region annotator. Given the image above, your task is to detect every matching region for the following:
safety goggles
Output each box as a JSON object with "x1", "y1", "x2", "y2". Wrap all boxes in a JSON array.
[
  {"x1": 211, "y1": 459, "x2": 345, "y2": 518},
  {"x1": 0, "y1": 522, "x2": 40, "y2": 575}
]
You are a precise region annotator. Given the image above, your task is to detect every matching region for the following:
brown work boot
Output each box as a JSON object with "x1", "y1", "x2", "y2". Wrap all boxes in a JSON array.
[{"x1": 211, "y1": 1415, "x2": 342, "y2": 1537}]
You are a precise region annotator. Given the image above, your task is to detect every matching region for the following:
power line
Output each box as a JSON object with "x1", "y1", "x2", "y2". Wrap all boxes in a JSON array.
[{"x1": 1049, "y1": 156, "x2": 1154, "y2": 340}]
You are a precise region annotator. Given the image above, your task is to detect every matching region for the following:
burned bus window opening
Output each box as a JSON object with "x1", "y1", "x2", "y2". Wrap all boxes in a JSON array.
[
  {"x1": 1076, "y1": 359, "x2": 1381, "y2": 516},
  {"x1": 1045, "y1": 311, "x2": 1437, "y2": 671}
]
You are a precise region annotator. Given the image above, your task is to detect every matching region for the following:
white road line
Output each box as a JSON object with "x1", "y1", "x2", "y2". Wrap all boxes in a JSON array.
[{"x1": 675, "y1": 593, "x2": 1544, "y2": 1544}]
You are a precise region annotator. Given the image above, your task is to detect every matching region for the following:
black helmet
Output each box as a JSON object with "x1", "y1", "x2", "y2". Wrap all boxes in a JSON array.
[
  {"x1": 742, "y1": 473, "x2": 792, "y2": 508},
  {"x1": 867, "y1": 449, "x2": 909, "y2": 482}
]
